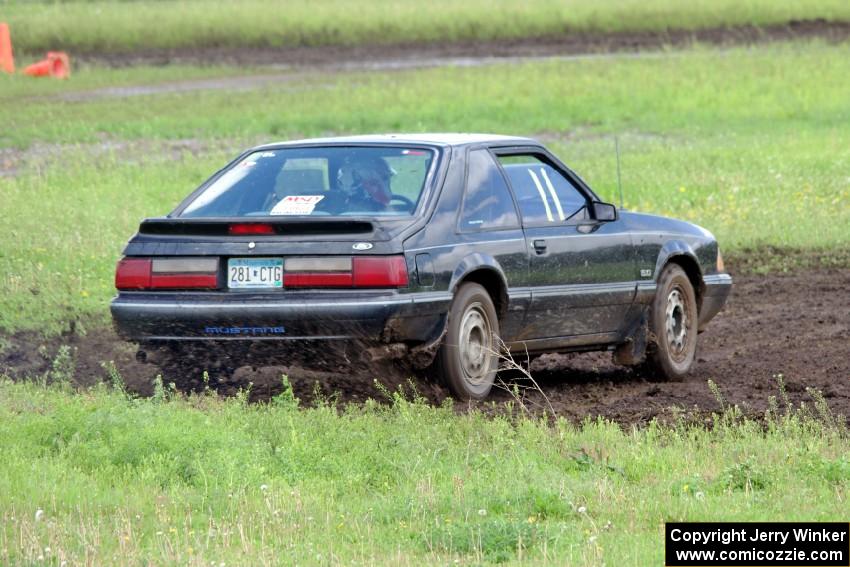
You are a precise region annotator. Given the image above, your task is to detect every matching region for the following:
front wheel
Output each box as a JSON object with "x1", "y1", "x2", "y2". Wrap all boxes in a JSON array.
[
  {"x1": 437, "y1": 283, "x2": 500, "y2": 400},
  {"x1": 642, "y1": 264, "x2": 698, "y2": 381}
]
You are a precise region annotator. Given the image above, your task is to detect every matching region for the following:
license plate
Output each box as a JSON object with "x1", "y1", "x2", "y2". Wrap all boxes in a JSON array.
[{"x1": 228, "y1": 258, "x2": 283, "y2": 289}]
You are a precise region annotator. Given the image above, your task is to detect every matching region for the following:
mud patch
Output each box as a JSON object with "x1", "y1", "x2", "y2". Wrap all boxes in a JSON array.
[
  {"x1": 498, "y1": 264, "x2": 850, "y2": 425},
  {"x1": 2, "y1": 258, "x2": 849, "y2": 426}
]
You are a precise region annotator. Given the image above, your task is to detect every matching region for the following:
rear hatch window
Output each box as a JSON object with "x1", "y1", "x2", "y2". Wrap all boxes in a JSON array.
[{"x1": 179, "y1": 146, "x2": 438, "y2": 218}]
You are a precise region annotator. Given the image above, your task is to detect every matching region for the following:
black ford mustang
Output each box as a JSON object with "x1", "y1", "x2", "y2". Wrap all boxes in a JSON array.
[{"x1": 112, "y1": 134, "x2": 732, "y2": 399}]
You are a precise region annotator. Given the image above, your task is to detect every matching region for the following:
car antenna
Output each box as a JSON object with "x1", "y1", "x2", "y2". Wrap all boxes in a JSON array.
[{"x1": 615, "y1": 136, "x2": 625, "y2": 210}]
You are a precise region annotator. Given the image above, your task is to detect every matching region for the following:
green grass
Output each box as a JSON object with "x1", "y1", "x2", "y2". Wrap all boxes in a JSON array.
[
  {"x1": 2, "y1": 42, "x2": 850, "y2": 333},
  {"x1": 0, "y1": 148, "x2": 233, "y2": 334},
  {"x1": 3, "y1": 42, "x2": 850, "y2": 149},
  {"x1": 4, "y1": 0, "x2": 850, "y2": 56},
  {"x1": 0, "y1": 375, "x2": 846, "y2": 565}
]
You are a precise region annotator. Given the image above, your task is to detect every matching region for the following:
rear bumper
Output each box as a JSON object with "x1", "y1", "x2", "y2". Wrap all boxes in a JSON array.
[
  {"x1": 698, "y1": 273, "x2": 732, "y2": 330},
  {"x1": 111, "y1": 290, "x2": 451, "y2": 343}
]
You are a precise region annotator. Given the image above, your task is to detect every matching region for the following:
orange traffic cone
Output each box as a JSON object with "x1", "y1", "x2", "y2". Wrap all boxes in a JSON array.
[
  {"x1": 0, "y1": 23, "x2": 13, "y2": 74},
  {"x1": 23, "y1": 51, "x2": 70, "y2": 79}
]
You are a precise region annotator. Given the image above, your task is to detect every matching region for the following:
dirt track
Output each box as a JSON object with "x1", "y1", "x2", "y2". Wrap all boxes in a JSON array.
[
  {"x1": 83, "y1": 19, "x2": 850, "y2": 68},
  {"x1": 12, "y1": 19, "x2": 839, "y2": 105},
  {"x1": 3, "y1": 258, "x2": 849, "y2": 426}
]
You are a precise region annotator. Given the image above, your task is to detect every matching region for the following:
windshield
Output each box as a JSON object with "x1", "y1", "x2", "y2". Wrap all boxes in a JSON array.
[{"x1": 179, "y1": 146, "x2": 438, "y2": 218}]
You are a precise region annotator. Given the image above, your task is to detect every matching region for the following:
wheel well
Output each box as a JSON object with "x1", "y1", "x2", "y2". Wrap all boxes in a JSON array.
[
  {"x1": 666, "y1": 255, "x2": 705, "y2": 310},
  {"x1": 457, "y1": 269, "x2": 508, "y2": 320}
]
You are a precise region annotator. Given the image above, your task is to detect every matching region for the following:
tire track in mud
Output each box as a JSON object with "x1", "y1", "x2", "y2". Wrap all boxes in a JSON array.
[{"x1": 3, "y1": 260, "x2": 849, "y2": 426}]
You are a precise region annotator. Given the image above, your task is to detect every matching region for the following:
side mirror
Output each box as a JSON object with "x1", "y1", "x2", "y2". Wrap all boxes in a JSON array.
[{"x1": 592, "y1": 201, "x2": 617, "y2": 222}]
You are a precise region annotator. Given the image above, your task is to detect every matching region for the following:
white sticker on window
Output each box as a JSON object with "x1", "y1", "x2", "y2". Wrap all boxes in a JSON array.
[
  {"x1": 527, "y1": 170, "x2": 554, "y2": 222},
  {"x1": 270, "y1": 195, "x2": 325, "y2": 215},
  {"x1": 539, "y1": 168, "x2": 566, "y2": 221}
]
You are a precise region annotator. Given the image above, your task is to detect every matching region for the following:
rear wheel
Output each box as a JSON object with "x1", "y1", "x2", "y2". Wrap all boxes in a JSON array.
[
  {"x1": 437, "y1": 283, "x2": 500, "y2": 400},
  {"x1": 643, "y1": 264, "x2": 698, "y2": 381}
]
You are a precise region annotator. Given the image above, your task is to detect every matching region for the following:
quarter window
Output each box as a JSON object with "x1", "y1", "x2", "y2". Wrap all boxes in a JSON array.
[
  {"x1": 459, "y1": 150, "x2": 520, "y2": 230},
  {"x1": 498, "y1": 155, "x2": 587, "y2": 225}
]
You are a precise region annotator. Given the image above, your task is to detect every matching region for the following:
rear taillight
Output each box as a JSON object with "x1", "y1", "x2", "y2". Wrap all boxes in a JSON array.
[
  {"x1": 282, "y1": 256, "x2": 408, "y2": 288},
  {"x1": 116, "y1": 255, "x2": 408, "y2": 290},
  {"x1": 115, "y1": 258, "x2": 152, "y2": 290},
  {"x1": 229, "y1": 223, "x2": 275, "y2": 235},
  {"x1": 283, "y1": 272, "x2": 354, "y2": 287},
  {"x1": 115, "y1": 257, "x2": 218, "y2": 290},
  {"x1": 352, "y1": 256, "x2": 408, "y2": 287},
  {"x1": 149, "y1": 273, "x2": 218, "y2": 289}
]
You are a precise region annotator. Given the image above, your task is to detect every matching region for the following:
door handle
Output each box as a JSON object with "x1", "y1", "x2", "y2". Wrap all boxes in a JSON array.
[{"x1": 532, "y1": 239, "x2": 547, "y2": 254}]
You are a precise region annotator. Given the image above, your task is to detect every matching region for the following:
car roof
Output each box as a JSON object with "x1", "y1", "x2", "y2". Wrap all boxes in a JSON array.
[{"x1": 254, "y1": 133, "x2": 539, "y2": 150}]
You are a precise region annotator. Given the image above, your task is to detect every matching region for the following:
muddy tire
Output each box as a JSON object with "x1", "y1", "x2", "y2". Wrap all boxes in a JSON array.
[
  {"x1": 642, "y1": 264, "x2": 698, "y2": 382},
  {"x1": 437, "y1": 283, "x2": 500, "y2": 400}
]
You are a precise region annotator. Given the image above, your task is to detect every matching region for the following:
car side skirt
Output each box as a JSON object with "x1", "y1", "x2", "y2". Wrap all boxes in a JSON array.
[{"x1": 506, "y1": 332, "x2": 622, "y2": 355}]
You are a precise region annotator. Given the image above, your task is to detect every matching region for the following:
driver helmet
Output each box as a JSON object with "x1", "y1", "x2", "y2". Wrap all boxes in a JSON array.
[{"x1": 337, "y1": 156, "x2": 394, "y2": 206}]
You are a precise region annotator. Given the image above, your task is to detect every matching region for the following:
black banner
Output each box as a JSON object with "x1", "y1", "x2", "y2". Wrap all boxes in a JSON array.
[{"x1": 666, "y1": 522, "x2": 850, "y2": 566}]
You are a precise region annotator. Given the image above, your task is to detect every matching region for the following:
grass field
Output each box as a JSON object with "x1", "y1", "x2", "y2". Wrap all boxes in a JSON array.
[
  {"x1": 3, "y1": 0, "x2": 850, "y2": 56},
  {"x1": 0, "y1": 375, "x2": 847, "y2": 565},
  {"x1": 2, "y1": 41, "x2": 849, "y2": 334}
]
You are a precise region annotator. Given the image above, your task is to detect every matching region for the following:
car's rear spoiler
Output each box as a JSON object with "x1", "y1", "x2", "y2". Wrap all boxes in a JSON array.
[{"x1": 138, "y1": 218, "x2": 376, "y2": 237}]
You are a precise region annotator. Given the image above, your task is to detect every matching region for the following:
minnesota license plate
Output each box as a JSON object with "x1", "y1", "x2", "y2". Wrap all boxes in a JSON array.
[{"x1": 228, "y1": 258, "x2": 283, "y2": 289}]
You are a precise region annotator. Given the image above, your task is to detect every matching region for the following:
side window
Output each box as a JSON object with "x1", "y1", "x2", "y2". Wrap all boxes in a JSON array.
[
  {"x1": 459, "y1": 149, "x2": 520, "y2": 231},
  {"x1": 498, "y1": 155, "x2": 587, "y2": 225}
]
